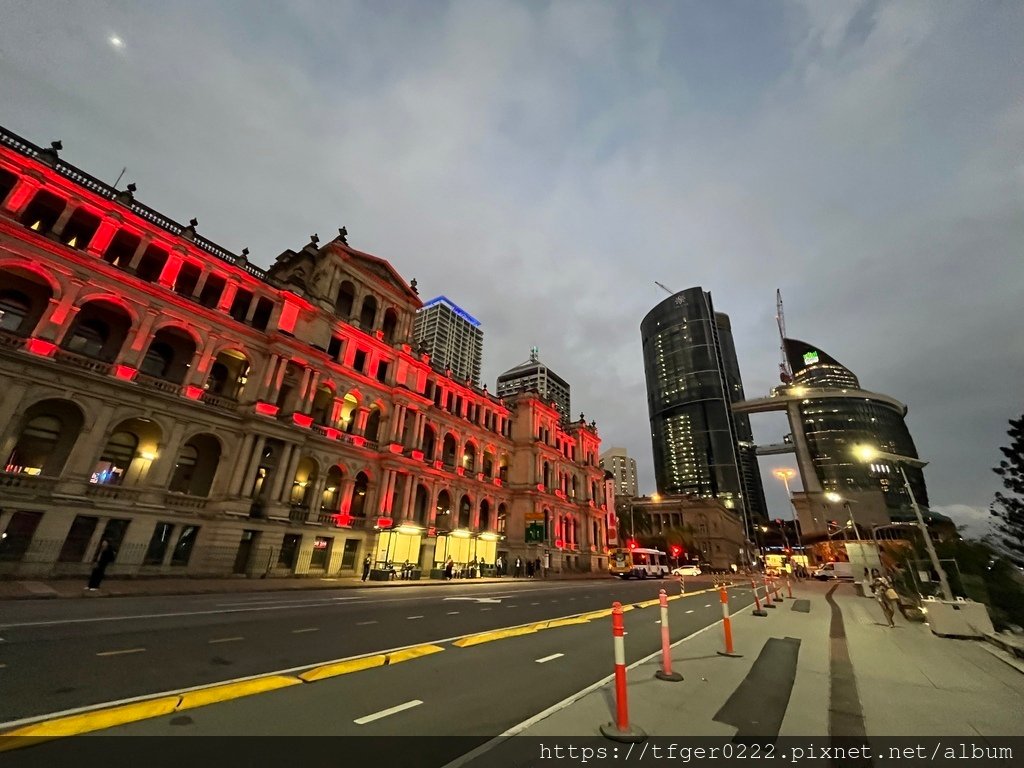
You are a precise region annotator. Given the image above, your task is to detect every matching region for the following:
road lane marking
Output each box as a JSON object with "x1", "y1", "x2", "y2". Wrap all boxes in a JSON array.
[
  {"x1": 704, "y1": 604, "x2": 712, "y2": 608},
  {"x1": 208, "y1": 637, "x2": 244, "y2": 644},
  {"x1": 354, "y1": 699, "x2": 423, "y2": 725},
  {"x1": 535, "y1": 653, "x2": 564, "y2": 664},
  {"x1": 292, "y1": 628, "x2": 319, "y2": 634},
  {"x1": 407, "y1": 616, "x2": 424, "y2": 620},
  {"x1": 446, "y1": 611, "x2": 459, "y2": 615},
  {"x1": 356, "y1": 620, "x2": 378, "y2": 626},
  {"x1": 0, "y1": 663, "x2": 7, "y2": 668},
  {"x1": 530, "y1": 602, "x2": 540, "y2": 605},
  {"x1": 215, "y1": 597, "x2": 364, "y2": 607},
  {"x1": 686, "y1": 610, "x2": 695, "y2": 614},
  {"x1": 480, "y1": 607, "x2": 492, "y2": 611},
  {"x1": 96, "y1": 648, "x2": 145, "y2": 657}
]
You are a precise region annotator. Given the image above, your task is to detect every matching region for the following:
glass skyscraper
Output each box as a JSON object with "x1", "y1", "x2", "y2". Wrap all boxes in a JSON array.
[{"x1": 641, "y1": 287, "x2": 767, "y2": 528}]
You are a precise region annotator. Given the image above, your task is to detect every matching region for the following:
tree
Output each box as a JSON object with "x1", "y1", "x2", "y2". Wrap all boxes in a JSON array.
[{"x1": 991, "y1": 414, "x2": 1024, "y2": 567}]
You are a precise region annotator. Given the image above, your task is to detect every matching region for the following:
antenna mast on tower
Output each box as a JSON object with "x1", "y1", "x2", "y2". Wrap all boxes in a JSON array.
[
  {"x1": 776, "y1": 289, "x2": 792, "y2": 384},
  {"x1": 655, "y1": 281, "x2": 674, "y2": 296}
]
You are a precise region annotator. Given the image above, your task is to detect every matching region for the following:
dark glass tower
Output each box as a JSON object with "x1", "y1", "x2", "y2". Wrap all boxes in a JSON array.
[
  {"x1": 641, "y1": 288, "x2": 767, "y2": 528},
  {"x1": 784, "y1": 338, "x2": 929, "y2": 510}
]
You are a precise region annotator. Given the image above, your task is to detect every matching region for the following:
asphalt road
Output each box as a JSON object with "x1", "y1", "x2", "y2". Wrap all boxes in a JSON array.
[{"x1": 0, "y1": 576, "x2": 744, "y2": 725}]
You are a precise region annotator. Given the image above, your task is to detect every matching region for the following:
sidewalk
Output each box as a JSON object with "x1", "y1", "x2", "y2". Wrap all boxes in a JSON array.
[
  {"x1": 0, "y1": 572, "x2": 598, "y2": 600},
  {"x1": 465, "y1": 579, "x2": 1024, "y2": 754}
]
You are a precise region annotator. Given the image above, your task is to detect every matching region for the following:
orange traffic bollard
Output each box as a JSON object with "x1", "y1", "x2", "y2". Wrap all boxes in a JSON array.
[
  {"x1": 763, "y1": 576, "x2": 776, "y2": 608},
  {"x1": 716, "y1": 585, "x2": 742, "y2": 657},
  {"x1": 772, "y1": 577, "x2": 784, "y2": 601},
  {"x1": 751, "y1": 578, "x2": 767, "y2": 617},
  {"x1": 787, "y1": 578, "x2": 793, "y2": 599},
  {"x1": 599, "y1": 602, "x2": 646, "y2": 742},
  {"x1": 655, "y1": 589, "x2": 683, "y2": 682}
]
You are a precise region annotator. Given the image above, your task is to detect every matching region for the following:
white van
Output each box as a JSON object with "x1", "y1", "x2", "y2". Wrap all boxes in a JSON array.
[{"x1": 812, "y1": 562, "x2": 853, "y2": 581}]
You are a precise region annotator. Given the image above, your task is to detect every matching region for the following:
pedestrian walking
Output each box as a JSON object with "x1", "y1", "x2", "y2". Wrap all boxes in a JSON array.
[
  {"x1": 361, "y1": 555, "x2": 371, "y2": 581},
  {"x1": 444, "y1": 557, "x2": 454, "y2": 580},
  {"x1": 86, "y1": 539, "x2": 116, "y2": 591},
  {"x1": 871, "y1": 569, "x2": 899, "y2": 627}
]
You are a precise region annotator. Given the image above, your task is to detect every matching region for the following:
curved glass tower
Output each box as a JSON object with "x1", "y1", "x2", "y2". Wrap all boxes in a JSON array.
[
  {"x1": 641, "y1": 288, "x2": 767, "y2": 525},
  {"x1": 783, "y1": 339, "x2": 928, "y2": 509}
]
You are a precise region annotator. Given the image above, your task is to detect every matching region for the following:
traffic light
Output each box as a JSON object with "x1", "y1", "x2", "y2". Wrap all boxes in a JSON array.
[
  {"x1": 670, "y1": 545, "x2": 682, "y2": 557},
  {"x1": 627, "y1": 539, "x2": 638, "y2": 550}
]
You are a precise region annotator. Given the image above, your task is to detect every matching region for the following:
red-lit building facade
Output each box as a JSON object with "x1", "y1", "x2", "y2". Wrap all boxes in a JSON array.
[{"x1": 0, "y1": 127, "x2": 610, "y2": 580}]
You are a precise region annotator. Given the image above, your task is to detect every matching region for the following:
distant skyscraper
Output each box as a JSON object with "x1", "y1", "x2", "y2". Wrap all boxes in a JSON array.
[
  {"x1": 600, "y1": 447, "x2": 639, "y2": 499},
  {"x1": 496, "y1": 347, "x2": 571, "y2": 419},
  {"x1": 413, "y1": 296, "x2": 483, "y2": 385},
  {"x1": 641, "y1": 287, "x2": 767, "y2": 530}
]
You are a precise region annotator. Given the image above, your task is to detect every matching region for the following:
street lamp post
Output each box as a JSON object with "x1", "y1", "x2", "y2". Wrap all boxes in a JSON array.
[
  {"x1": 825, "y1": 492, "x2": 863, "y2": 542},
  {"x1": 772, "y1": 467, "x2": 804, "y2": 558},
  {"x1": 853, "y1": 445, "x2": 952, "y2": 601}
]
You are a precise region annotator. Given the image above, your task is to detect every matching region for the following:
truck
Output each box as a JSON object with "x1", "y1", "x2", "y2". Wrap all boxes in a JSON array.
[{"x1": 812, "y1": 561, "x2": 854, "y2": 581}]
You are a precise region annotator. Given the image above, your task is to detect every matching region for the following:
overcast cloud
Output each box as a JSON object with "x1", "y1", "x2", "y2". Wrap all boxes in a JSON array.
[{"x1": 1, "y1": 0, "x2": 1021, "y2": 536}]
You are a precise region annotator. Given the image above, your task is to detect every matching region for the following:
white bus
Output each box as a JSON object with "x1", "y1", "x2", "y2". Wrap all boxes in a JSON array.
[{"x1": 609, "y1": 548, "x2": 671, "y2": 579}]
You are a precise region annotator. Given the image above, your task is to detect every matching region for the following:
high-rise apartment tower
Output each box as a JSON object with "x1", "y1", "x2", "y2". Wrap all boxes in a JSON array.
[
  {"x1": 496, "y1": 347, "x2": 571, "y2": 420},
  {"x1": 413, "y1": 296, "x2": 483, "y2": 386},
  {"x1": 600, "y1": 447, "x2": 639, "y2": 499}
]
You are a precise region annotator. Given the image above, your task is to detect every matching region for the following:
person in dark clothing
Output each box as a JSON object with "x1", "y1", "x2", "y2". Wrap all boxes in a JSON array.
[
  {"x1": 86, "y1": 539, "x2": 116, "y2": 591},
  {"x1": 361, "y1": 555, "x2": 371, "y2": 582}
]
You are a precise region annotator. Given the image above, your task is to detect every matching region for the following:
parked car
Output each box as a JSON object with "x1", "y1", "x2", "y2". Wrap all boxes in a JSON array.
[
  {"x1": 672, "y1": 565, "x2": 702, "y2": 577},
  {"x1": 812, "y1": 562, "x2": 853, "y2": 581}
]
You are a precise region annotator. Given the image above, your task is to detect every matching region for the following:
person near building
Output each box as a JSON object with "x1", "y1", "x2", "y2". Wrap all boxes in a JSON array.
[
  {"x1": 361, "y1": 555, "x2": 371, "y2": 582},
  {"x1": 871, "y1": 568, "x2": 899, "y2": 627},
  {"x1": 444, "y1": 557, "x2": 454, "y2": 580},
  {"x1": 86, "y1": 539, "x2": 116, "y2": 591}
]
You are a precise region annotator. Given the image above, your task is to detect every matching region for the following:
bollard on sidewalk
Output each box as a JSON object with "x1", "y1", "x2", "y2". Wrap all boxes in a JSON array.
[
  {"x1": 655, "y1": 589, "x2": 683, "y2": 682},
  {"x1": 772, "y1": 577, "x2": 784, "y2": 601},
  {"x1": 599, "y1": 602, "x2": 647, "y2": 742},
  {"x1": 787, "y1": 578, "x2": 793, "y2": 599},
  {"x1": 763, "y1": 576, "x2": 776, "y2": 608},
  {"x1": 716, "y1": 585, "x2": 742, "y2": 658},
  {"x1": 750, "y1": 578, "x2": 767, "y2": 617}
]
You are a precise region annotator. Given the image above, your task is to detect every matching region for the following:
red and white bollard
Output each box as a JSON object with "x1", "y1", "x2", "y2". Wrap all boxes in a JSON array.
[
  {"x1": 763, "y1": 576, "x2": 776, "y2": 608},
  {"x1": 751, "y1": 578, "x2": 767, "y2": 617},
  {"x1": 716, "y1": 585, "x2": 742, "y2": 657},
  {"x1": 787, "y1": 578, "x2": 793, "y2": 599},
  {"x1": 655, "y1": 589, "x2": 683, "y2": 682},
  {"x1": 772, "y1": 577, "x2": 784, "y2": 601},
  {"x1": 599, "y1": 602, "x2": 646, "y2": 742}
]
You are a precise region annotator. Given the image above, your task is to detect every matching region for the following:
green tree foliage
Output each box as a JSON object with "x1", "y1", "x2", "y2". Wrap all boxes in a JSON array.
[{"x1": 991, "y1": 414, "x2": 1024, "y2": 567}]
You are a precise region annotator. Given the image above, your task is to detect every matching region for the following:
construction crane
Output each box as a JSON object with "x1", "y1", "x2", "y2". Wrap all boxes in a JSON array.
[
  {"x1": 655, "y1": 281, "x2": 674, "y2": 296},
  {"x1": 777, "y1": 289, "x2": 792, "y2": 383}
]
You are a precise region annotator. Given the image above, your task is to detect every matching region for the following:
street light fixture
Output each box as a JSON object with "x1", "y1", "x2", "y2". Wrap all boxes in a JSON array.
[
  {"x1": 824, "y1": 491, "x2": 863, "y2": 543},
  {"x1": 852, "y1": 444, "x2": 952, "y2": 600},
  {"x1": 772, "y1": 467, "x2": 804, "y2": 558}
]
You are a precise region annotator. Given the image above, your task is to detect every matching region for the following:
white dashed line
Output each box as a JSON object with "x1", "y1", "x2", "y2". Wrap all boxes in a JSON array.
[
  {"x1": 354, "y1": 699, "x2": 423, "y2": 725},
  {"x1": 96, "y1": 648, "x2": 146, "y2": 656},
  {"x1": 535, "y1": 653, "x2": 564, "y2": 664},
  {"x1": 686, "y1": 610, "x2": 694, "y2": 614},
  {"x1": 531, "y1": 602, "x2": 540, "y2": 606},
  {"x1": 407, "y1": 616, "x2": 424, "y2": 620},
  {"x1": 481, "y1": 608, "x2": 492, "y2": 611},
  {"x1": 704, "y1": 604, "x2": 712, "y2": 608},
  {"x1": 0, "y1": 663, "x2": 8, "y2": 668},
  {"x1": 446, "y1": 611, "x2": 460, "y2": 615},
  {"x1": 357, "y1": 621, "x2": 378, "y2": 626},
  {"x1": 208, "y1": 637, "x2": 244, "y2": 644},
  {"x1": 292, "y1": 628, "x2": 319, "y2": 634}
]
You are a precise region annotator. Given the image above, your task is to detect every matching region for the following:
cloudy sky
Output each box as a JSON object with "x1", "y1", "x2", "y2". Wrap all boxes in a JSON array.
[{"x1": 2, "y1": 1, "x2": 1021, "y2": 537}]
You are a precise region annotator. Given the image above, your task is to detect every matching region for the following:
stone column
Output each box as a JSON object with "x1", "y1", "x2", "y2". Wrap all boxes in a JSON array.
[
  {"x1": 307, "y1": 475, "x2": 329, "y2": 520},
  {"x1": 269, "y1": 444, "x2": 296, "y2": 503},
  {"x1": 217, "y1": 280, "x2": 239, "y2": 312},
  {"x1": 397, "y1": 474, "x2": 413, "y2": 520},
  {"x1": 86, "y1": 217, "x2": 120, "y2": 258},
  {"x1": 244, "y1": 293, "x2": 261, "y2": 323},
  {"x1": 33, "y1": 280, "x2": 85, "y2": 344},
  {"x1": 243, "y1": 435, "x2": 267, "y2": 498},
  {"x1": 127, "y1": 236, "x2": 153, "y2": 272},
  {"x1": 339, "y1": 478, "x2": 356, "y2": 515},
  {"x1": 190, "y1": 269, "x2": 211, "y2": 300},
  {"x1": 226, "y1": 433, "x2": 256, "y2": 496},
  {"x1": 0, "y1": 382, "x2": 30, "y2": 464},
  {"x1": 1, "y1": 176, "x2": 40, "y2": 214},
  {"x1": 145, "y1": 422, "x2": 188, "y2": 489},
  {"x1": 48, "y1": 201, "x2": 78, "y2": 238},
  {"x1": 116, "y1": 310, "x2": 160, "y2": 367},
  {"x1": 62, "y1": 403, "x2": 118, "y2": 479},
  {"x1": 157, "y1": 253, "x2": 184, "y2": 289}
]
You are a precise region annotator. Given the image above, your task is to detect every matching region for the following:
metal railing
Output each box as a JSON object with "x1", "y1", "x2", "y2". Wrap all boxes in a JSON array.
[
  {"x1": 134, "y1": 372, "x2": 181, "y2": 394},
  {"x1": 53, "y1": 348, "x2": 113, "y2": 375}
]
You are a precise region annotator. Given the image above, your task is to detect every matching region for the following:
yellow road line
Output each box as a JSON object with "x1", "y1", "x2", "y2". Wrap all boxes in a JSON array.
[
  {"x1": 452, "y1": 625, "x2": 537, "y2": 648},
  {"x1": 385, "y1": 645, "x2": 445, "y2": 665},
  {"x1": 299, "y1": 654, "x2": 387, "y2": 682},
  {"x1": 176, "y1": 676, "x2": 300, "y2": 711},
  {"x1": 0, "y1": 696, "x2": 180, "y2": 745}
]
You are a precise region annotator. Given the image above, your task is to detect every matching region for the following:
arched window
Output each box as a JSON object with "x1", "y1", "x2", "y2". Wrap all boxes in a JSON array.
[
  {"x1": 497, "y1": 503, "x2": 508, "y2": 535},
  {"x1": 359, "y1": 295, "x2": 377, "y2": 330},
  {"x1": 422, "y1": 424, "x2": 436, "y2": 461},
  {"x1": 92, "y1": 431, "x2": 138, "y2": 486},
  {"x1": 322, "y1": 466, "x2": 344, "y2": 513},
  {"x1": 364, "y1": 408, "x2": 381, "y2": 442},
  {"x1": 480, "y1": 499, "x2": 491, "y2": 531},
  {"x1": 351, "y1": 471, "x2": 370, "y2": 517},
  {"x1": 168, "y1": 434, "x2": 221, "y2": 496},
  {"x1": 5, "y1": 415, "x2": 60, "y2": 474},
  {"x1": 65, "y1": 319, "x2": 109, "y2": 359},
  {"x1": 458, "y1": 495, "x2": 472, "y2": 529},
  {"x1": 168, "y1": 443, "x2": 198, "y2": 493},
  {"x1": 382, "y1": 308, "x2": 399, "y2": 343},
  {"x1": 336, "y1": 281, "x2": 355, "y2": 317},
  {"x1": 414, "y1": 484, "x2": 429, "y2": 526},
  {"x1": 0, "y1": 290, "x2": 31, "y2": 333},
  {"x1": 436, "y1": 490, "x2": 452, "y2": 531},
  {"x1": 140, "y1": 341, "x2": 173, "y2": 377}
]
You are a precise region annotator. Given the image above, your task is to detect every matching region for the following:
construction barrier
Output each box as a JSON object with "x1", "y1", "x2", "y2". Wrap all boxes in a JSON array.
[
  {"x1": 751, "y1": 578, "x2": 768, "y2": 617},
  {"x1": 599, "y1": 602, "x2": 646, "y2": 742},
  {"x1": 655, "y1": 589, "x2": 683, "y2": 682},
  {"x1": 787, "y1": 578, "x2": 794, "y2": 599},
  {"x1": 772, "y1": 577, "x2": 784, "y2": 602},
  {"x1": 763, "y1": 576, "x2": 776, "y2": 608},
  {"x1": 716, "y1": 585, "x2": 742, "y2": 657}
]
